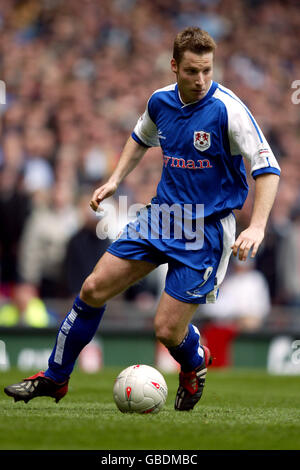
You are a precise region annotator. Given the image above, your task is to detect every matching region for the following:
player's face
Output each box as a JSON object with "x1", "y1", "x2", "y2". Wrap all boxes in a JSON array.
[{"x1": 171, "y1": 50, "x2": 213, "y2": 104}]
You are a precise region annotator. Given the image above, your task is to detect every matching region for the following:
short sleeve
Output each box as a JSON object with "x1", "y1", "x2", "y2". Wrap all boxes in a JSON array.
[
  {"x1": 227, "y1": 99, "x2": 281, "y2": 179},
  {"x1": 132, "y1": 100, "x2": 160, "y2": 148}
]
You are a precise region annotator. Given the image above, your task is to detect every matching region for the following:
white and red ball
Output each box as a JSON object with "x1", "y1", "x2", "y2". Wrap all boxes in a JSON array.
[{"x1": 113, "y1": 364, "x2": 168, "y2": 414}]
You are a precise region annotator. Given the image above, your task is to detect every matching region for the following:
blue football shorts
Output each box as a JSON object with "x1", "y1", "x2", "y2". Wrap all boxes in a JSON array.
[{"x1": 106, "y1": 209, "x2": 236, "y2": 304}]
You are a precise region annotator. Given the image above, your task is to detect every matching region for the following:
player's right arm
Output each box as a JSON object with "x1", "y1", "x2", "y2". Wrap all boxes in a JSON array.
[
  {"x1": 90, "y1": 95, "x2": 160, "y2": 212},
  {"x1": 90, "y1": 136, "x2": 148, "y2": 212}
]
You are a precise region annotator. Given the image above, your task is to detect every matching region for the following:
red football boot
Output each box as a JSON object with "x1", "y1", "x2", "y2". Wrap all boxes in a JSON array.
[
  {"x1": 175, "y1": 345, "x2": 212, "y2": 411},
  {"x1": 4, "y1": 371, "x2": 69, "y2": 404}
]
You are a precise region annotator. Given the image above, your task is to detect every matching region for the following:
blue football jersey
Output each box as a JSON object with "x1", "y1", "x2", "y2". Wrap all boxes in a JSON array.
[
  {"x1": 131, "y1": 80, "x2": 281, "y2": 218},
  {"x1": 107, "y1": 81, "x2": 281, "y2": 301}
]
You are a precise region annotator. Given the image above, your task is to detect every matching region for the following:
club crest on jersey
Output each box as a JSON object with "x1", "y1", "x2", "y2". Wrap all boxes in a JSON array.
[{"x1": 194, "y1": 131, "x2": 211, "y2": 152}]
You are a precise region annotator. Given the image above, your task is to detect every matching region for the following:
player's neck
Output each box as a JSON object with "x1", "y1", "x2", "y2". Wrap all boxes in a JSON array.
[{"x1": 178, "y1": 81, "x2": 213, "y2": 106}]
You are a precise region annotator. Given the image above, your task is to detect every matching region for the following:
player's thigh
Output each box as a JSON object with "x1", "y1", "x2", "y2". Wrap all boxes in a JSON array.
[
  {"x1": 80, "y1": 251, "x2": 157, "y2": 305},
  {"x1": 154, "y1": 291, "x2": 198, "y2": 347}
]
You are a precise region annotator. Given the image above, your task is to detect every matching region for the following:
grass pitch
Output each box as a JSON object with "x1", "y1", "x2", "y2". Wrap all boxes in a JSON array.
[{"x1": 0, "y1": 368, "x2": 300, "y2": 451}]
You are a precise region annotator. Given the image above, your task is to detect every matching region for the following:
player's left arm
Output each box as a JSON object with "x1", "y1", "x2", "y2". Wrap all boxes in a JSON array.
[
  {"x1": 232, "y1": 173, "x2": 280, "y2": 261},
  {"x1": 226, "y1": 96, "x2": 281, "y2": 261}
]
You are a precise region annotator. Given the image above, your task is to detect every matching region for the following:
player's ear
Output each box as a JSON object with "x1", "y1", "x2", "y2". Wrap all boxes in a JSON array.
[{"x1": 171, "y1": 58, "x2": 178, "y2": 74}]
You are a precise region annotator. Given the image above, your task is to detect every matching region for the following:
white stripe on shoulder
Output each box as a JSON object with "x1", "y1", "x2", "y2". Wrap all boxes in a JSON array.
[
  {"x1": 212, "y1": 84, "x2": 244, "y2": 108},
  {"x1": 152, "y1": 83, "x2": 177, "y2": 95}
]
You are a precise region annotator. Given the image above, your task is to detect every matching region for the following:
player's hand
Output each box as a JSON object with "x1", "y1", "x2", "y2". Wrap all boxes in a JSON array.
[
  {"x1": 231, "y1": 225, "x2": 264, "y2": 261},
  {"x1": 89, "y1": 181, "x2": 118, "y2": 212}
]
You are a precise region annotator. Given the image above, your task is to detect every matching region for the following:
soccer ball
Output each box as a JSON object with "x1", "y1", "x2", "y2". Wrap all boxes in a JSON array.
[{"x1": 113, "y1": 364, "x2": 168, "y2": 414}]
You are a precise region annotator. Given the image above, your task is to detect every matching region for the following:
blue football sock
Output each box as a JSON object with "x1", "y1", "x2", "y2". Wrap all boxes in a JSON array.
[
  {"x1": 168, "y1": 324, "x2": 204, "y2": 372},
  {"x1": 45, "y1": 296, "x2": 106, "y2": 383}
]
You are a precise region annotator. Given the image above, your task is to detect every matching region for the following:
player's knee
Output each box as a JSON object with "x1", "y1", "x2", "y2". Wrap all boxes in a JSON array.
[
  {"x1": 154, "y1": 320, "x2": 179, "y2": 348},
  {"x1": 80, "y1": 274, "x2": 104, "y2": 307}
]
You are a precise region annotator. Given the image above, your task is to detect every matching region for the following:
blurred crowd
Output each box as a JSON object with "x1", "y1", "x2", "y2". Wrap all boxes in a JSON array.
[{"x1": 0, "y1": 0, "x2": 299, "y2": 329}]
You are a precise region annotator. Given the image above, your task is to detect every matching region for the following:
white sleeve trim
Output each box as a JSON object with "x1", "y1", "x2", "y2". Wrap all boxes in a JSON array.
[
  {"x1": 133, "y1": 84, "x2": 176, "y2": 148},
  {"x1": 133, "y1": 104, "x2": 160, "y2": 147}
]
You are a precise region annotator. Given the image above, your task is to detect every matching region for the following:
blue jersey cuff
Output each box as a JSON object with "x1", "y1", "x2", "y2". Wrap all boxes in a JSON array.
[
  {"x1": 252, "y1": 167, "x2": 281, "y2": 179},
  {"x1": 131, "y1": 132, "x2": 151, "y2": 148}
]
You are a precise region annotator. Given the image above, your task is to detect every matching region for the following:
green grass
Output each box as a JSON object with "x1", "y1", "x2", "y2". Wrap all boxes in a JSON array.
[{"x1": 0, "y1": 368, "x2": 300, "y2": 450}]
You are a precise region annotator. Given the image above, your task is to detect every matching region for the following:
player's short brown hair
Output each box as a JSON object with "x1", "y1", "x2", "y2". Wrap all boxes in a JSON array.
[{"x1": 173, "y1": 27, "x2": 217, "y2": 64}]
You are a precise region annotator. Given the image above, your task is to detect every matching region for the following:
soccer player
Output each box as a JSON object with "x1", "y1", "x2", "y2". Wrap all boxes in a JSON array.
[{"x1": 5, "y1": 27, "x2": 280, "y2": 411}]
